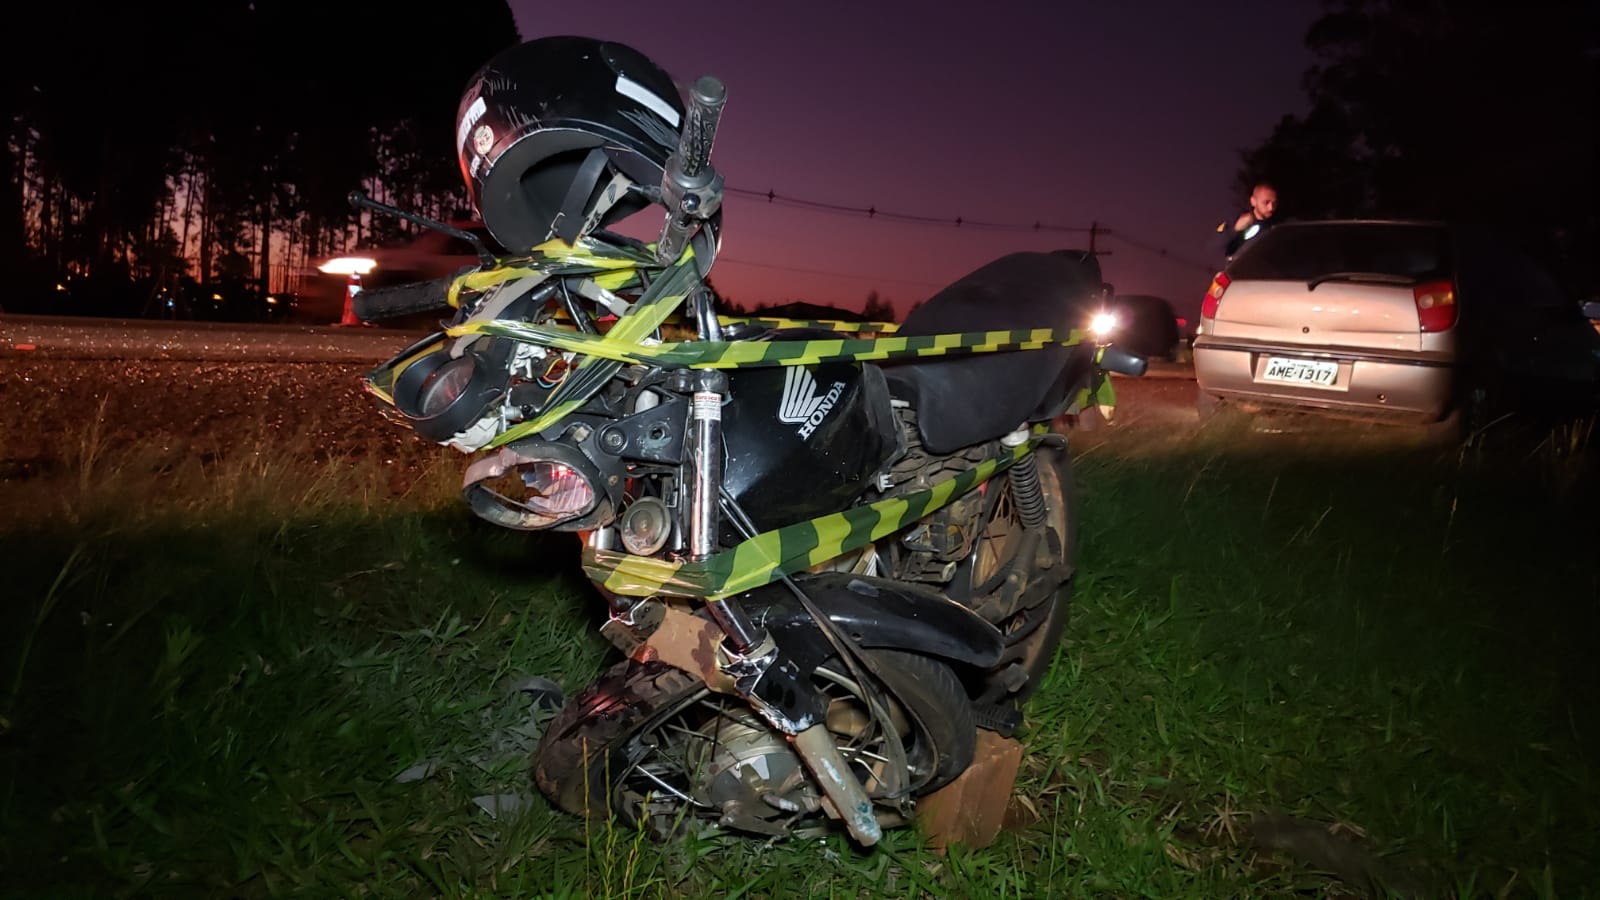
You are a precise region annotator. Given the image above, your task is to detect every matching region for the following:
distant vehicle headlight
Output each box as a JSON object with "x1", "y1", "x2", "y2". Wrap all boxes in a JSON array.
[{"x1": 318, "y1": 256, "x2": 378, "y2": 276}]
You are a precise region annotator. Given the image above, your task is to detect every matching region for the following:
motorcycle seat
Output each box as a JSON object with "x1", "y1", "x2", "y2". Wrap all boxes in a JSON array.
[{"x1": 879, "y1": 251, "x2": 1099, "y2": 454}]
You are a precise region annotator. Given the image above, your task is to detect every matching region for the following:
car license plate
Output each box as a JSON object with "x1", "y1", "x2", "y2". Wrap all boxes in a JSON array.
[{"x1": 1262, "y1": 356, "x2": 1337, "y2": 386}]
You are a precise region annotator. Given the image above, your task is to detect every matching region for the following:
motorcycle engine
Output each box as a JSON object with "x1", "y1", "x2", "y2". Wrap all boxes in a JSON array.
[{"x1": 878, "y1": 406, "x2": 993, "y2": 584}]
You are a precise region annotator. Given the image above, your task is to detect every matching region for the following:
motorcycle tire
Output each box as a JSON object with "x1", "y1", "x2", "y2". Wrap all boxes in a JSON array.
[
  {"x1": 947, "y1": 445, "x2": 1077, "y2": 705},
  {"x1": 533, "y1": 648, "x2": 975, "y2": 834}
]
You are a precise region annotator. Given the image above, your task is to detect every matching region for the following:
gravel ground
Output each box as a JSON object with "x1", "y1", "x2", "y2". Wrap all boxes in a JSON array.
[
  {"x1": 2, "y1": 357, "x2": 1193, "y2": 446},
  {"x1": 0, "y1": 358, "x2": 1201, "y2": 507},
  {"x1": 0, "y1": 358, "x2": 432, "y2": 482}
]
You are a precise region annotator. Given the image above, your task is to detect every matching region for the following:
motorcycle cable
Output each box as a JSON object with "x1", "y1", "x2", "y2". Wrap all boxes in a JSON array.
[
  {"x1": 557, "y1": 279, "x2": 599, "y2": 335},
  {"x1": 717, "y1": 492, "x2": 915, "y2": 802}
]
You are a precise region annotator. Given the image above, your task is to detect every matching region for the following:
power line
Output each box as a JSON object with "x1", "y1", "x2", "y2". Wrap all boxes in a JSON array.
[
  {"x1": 723, "y1": 182, "x2": 1217, "y2": 273},
  {"x1": 725, "y1": 186, "x2": 1092, "y2": 234},
  {"x1": 715, "y1": 255, "x2": 947, "y2": 290},
  {"x1": 1100, "y1": 230, "x2": 1219, "y2": 274}
]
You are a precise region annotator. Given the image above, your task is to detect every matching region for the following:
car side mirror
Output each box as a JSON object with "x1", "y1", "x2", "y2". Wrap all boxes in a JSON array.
[{"x1": 1581, "y1": 299, "x2": 1600, "y2": 320}]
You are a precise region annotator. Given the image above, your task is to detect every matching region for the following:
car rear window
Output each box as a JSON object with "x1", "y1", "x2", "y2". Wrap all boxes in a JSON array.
[{"x1": 1229, "y1": 223, "x2": 1451, "y2": 282}]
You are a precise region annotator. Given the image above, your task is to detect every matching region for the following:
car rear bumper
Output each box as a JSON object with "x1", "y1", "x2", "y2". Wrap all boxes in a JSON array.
[{"x1": 1194, "y1": 338, "x2": 1455, "y2": 422}]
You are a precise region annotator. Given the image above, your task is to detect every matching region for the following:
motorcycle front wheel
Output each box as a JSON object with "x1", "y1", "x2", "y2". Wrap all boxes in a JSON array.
[{"x1": 533, "y1": 648, "x2": 974, "y2": 839}]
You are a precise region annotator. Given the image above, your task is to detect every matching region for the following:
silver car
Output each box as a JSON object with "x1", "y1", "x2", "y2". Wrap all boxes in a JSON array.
[{"x1": 1193, "y1": 219, "x2": 1599, "y2": 436}]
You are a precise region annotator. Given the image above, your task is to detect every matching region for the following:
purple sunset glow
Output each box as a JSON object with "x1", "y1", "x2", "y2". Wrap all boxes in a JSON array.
[{"x1": 507, "y1": 1, "x2": 1322, "y2": 319}]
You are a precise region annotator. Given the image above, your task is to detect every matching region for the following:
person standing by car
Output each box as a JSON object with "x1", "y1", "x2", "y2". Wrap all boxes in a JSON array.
[{"x1": 1216, "y1": 182, "x2": 1278, "y2": 259}]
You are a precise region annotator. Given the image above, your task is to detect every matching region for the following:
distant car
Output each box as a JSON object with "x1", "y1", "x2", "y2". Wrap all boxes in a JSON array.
[
  {"x1": 1102, "y1": 294, "x2": 1181, "y2": 361},
  {"x1": 1193, "y1": 219, "x2": 1600, "y2": 438},
  {"x1": 304, "y1": 221, "x2": 501, "y2": 324}
]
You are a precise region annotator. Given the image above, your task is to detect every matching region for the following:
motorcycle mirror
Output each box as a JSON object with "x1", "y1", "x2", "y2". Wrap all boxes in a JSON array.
[{"x1": 347, "y1": 191, "x2": 497, "y2": 268}]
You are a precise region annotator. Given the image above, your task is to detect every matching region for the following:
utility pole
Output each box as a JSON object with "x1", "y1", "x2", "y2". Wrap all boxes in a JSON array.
[
  {"x1": 1088, "y1": 221, "x2": 1110, "y2": 259},
  {"x1": 1089, "y1": 220, "x2": 1099, "y2": 255}
]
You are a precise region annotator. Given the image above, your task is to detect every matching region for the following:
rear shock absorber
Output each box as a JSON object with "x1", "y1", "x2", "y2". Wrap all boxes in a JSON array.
[{"x1": 1001, "y1": 429, "x2": 1047, "y2": 529}]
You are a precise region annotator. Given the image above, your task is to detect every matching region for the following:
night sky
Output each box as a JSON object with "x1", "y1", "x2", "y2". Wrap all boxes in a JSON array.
[{"x1": 506, "y1": 1, "x2": 1324, "y2": 319}]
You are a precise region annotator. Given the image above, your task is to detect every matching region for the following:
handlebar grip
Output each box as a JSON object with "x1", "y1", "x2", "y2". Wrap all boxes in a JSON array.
[
  {"x1": 678, "y1": 76, "x2": 726, "y2": 180},
  {"x1": 1098, "y1": 346, "x2": 1148, "y2": 377},
  {"x1": 350, "y1": 277, "x2": 454, "y2": 321},
  {"x1": 655, "y1": 76, "x2": 726, "y2": 264}
]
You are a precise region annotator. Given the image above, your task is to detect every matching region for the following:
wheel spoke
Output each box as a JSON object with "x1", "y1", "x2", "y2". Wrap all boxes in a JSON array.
[
  {"x1": 838, "y1": 747, "x2": 892, "y2": 765},
  {"x1": 633, "y1": 765, "x2": 711, "y2": 808}
]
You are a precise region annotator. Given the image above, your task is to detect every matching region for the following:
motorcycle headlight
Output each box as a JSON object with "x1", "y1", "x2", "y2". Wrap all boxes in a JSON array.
[
  {"x1": 392, "y1": 344, "x2": 511, "y2": 443},
  {"x1": 518, "y1": 459, "x2": 597, "y2": 519},
  {"x1": 1089, "y1": 312, "x2": 1118, "y2": 340},
  {"x1": 460, "y1": 439, "x2": 615, "y2": 532}
]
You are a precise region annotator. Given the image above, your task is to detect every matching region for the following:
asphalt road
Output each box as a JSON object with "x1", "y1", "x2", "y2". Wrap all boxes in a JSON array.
[{"x1": 1104, "y1": 370, "x2": 1201, "y2": 427}]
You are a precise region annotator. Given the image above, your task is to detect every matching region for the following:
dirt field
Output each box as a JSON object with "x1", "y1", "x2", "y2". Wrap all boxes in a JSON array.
[
  {"x1": 0, "y1": 359, "x2": 416, "y2": 481},
  {"x1": 0, "y1": 359, "x2": 1201, "y2": 481}
]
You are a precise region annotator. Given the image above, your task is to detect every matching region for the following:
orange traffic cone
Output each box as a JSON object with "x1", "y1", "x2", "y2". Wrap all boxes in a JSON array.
[{"x1": 339, "y1": 272, "x2": 363, "y2": 326}]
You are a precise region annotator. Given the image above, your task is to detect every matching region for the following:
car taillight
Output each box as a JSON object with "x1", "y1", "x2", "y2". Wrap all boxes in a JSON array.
[
  {"x1": 1201, "y1": 273, "x2": 1230, "y2": 320},
  {"x1": 1413, "y1": 279, "x2": 1457, "y2": 332}
]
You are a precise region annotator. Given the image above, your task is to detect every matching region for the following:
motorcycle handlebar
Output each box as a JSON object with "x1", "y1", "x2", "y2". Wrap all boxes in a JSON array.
[
  {"x1": 655, "y1": 76, "x2": 727, "y2": 264},
  {"x1": 350, "y1": 277, "x2": 454, "y2": 321},
  {"x1": 678, "y1": 76, "x2": 727, "y2": 180},
  {"x1": 1097, "y1": 346, "x2": 1148, "y2": 377}
]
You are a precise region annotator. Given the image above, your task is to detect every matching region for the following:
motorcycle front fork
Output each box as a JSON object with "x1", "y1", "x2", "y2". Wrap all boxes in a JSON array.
[{"x1": 608, "y1": 340, "x2": 884, "y2": 846}]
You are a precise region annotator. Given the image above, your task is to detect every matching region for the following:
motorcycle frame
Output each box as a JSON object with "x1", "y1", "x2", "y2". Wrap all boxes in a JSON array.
[
  {"x1": 360, "y1": 232, "x2": 1121, "y2": 845},
  {"x1": 363, "y1": 235, "x2": 1115, "y2": 601}
]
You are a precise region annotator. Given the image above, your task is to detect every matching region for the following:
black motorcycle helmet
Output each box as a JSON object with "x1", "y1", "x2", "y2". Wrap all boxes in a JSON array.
[{"x1": 455, "y1": 35, "x2": 689, "y2": 254}]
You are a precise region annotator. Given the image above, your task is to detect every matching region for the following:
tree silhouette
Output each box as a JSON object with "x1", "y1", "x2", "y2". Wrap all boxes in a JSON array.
[
  {"x1": 862, "y1": 289, "x2": 895, "y2": 323},
  {"x1": 1238, "y1": 0, "x2": 1598, "y2": 293},
  {"x1": 704, "y1": 276, "x2": 749, "y2": 317},
  {"x1": 2, "y1": 0, "x2": 518, "y2": 313}
]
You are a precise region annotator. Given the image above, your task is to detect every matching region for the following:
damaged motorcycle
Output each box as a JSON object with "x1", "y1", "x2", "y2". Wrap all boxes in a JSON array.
[{"x1": 349, "y1": 35, "x2": 1146, "y2": 847}]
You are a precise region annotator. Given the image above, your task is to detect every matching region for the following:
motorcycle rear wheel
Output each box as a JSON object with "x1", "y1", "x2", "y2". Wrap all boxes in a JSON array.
[
  {"x1": 947, "y1": 445, "x2": 1077, "y2": 704},
  {"x1": 533, "y1": 648, "x2": 974, "y2": 839}
]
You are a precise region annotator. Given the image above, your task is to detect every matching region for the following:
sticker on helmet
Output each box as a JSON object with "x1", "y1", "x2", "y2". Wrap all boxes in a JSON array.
[
  {"x1": 457, "y1": 96, "x2": 487, "y2": 151},
  {"x1": 614, "y1": 74, "x2": 681, "y2": 128},
  {"x1": 472, "y1": 124, "x2": 495, "y2": 157}
]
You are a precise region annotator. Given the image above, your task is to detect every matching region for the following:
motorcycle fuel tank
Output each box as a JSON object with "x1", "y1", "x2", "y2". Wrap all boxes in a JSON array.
[{"x1": 720, "y1": 361, "x2": 901, "y2": 533}]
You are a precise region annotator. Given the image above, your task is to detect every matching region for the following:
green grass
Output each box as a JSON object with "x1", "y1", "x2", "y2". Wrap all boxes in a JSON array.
[
  {"x1": 1022, "y1": 420, "x2": 1599, "y2": 897},
  {"x1": 1, "y1": 416, "x2": 1595, "y2": 898}
]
